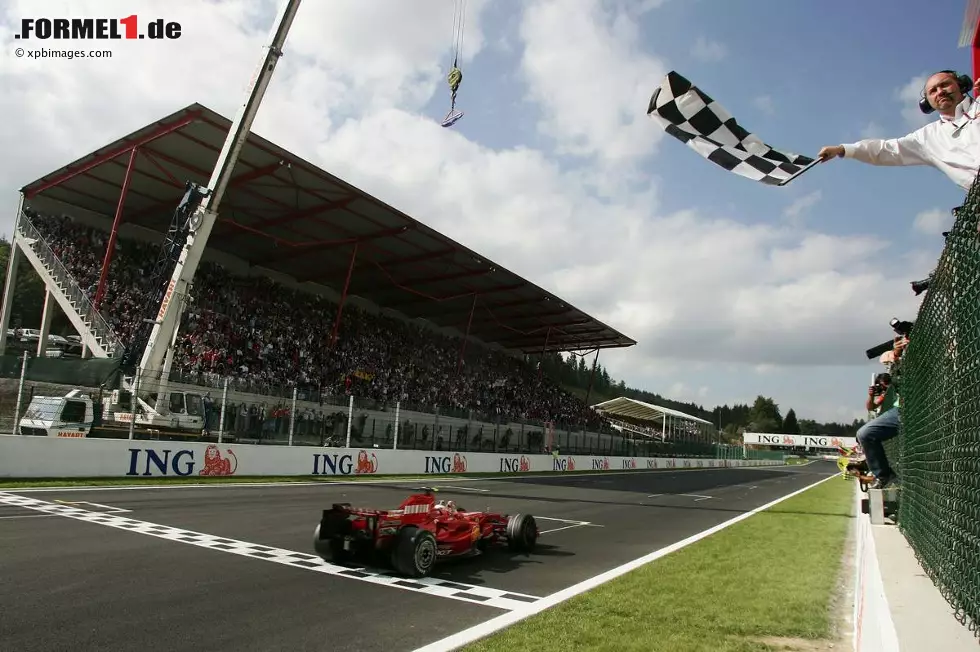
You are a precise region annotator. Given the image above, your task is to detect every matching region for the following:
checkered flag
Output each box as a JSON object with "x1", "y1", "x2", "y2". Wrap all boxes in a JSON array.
[{"x1": 647, "y1": 71, "x2": 817, "y2": 186}]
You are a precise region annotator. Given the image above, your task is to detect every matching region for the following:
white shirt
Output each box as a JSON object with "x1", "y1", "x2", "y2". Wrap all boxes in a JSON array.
[{"x1": 842, "y1": 97, "x2": 980, "y2": 190}]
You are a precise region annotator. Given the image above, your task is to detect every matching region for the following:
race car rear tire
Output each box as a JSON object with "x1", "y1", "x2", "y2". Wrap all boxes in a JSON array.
[
  {"x1": 391, "y1": 526, "x2": 437, "y2": 578},
  {"x1": 506, "y1": 513, "x2": 538, "y2": 552},
  {"x1": 313, "y1": 519, "x2": 352, "y2": 564}
]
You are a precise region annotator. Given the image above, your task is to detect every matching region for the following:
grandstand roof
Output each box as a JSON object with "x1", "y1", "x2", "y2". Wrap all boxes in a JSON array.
[
  {"x1": 592, "y1": 396, "x2": 712, "y2": 425},
  {"x1": 19, "y1": 102, "x2": 636, "y2": 355}
]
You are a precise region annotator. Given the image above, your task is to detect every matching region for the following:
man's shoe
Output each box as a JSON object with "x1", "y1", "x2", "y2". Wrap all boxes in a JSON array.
[{"x1": 871, "y1": 473, "x2": 896, "y2": 489}]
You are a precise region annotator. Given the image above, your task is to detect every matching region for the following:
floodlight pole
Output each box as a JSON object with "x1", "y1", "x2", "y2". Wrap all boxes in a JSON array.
[
  {"x1": 94, "y1": 147, "x2": 138, "y2": 310},
  {"x1": 537, "y1": 327, "x2": 551, "y2": 380},
  {"x1": 456, "y1": 294, "x2": 478, "y2": 374},
  {"x1": 329, "y1": 242, "x2": 359, "y2": 349},
  {"x1": 136, "y1": 0, "x2": 302, "y2": 384}
]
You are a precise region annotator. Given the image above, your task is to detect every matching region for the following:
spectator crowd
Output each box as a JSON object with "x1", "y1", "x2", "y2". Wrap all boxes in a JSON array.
[{"x1": 26, "y1": 210, "x2": 605, "y2": 429}]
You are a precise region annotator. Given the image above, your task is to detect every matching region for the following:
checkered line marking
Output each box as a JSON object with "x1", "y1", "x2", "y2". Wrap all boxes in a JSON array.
[{"x1": 0, "y1": 492, "x2": 541, "y2": 611}]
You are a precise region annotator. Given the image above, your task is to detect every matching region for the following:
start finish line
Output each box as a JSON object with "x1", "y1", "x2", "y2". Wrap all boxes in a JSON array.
[{"x1": 742, "y1": 432, "x2": 856, "y2": 449}]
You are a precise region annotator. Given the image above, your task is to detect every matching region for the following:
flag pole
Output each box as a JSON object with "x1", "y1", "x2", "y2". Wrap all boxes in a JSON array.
[{"x1": 776, "y1": 158, "x2": 823, "y2": 187}]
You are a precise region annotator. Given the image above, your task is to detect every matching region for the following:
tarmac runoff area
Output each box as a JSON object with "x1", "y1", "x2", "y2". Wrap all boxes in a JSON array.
[{"x1": 0, "y1": 462, "x2": 838, "y2": 652}]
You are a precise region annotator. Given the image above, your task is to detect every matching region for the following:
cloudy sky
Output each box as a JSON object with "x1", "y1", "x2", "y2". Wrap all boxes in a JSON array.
[{"x1": 0, "y1": 0, "x2": 972, "y2": 423}]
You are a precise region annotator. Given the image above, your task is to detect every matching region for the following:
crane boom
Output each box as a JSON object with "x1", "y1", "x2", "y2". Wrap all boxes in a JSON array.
[{"x1": 125, "y1": 0, "x2": 303, "y2": 384}]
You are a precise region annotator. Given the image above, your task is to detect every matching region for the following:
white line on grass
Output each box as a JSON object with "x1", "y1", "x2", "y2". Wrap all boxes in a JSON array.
[{"x1": 411, "y1": 472, "x2": 839, "y2": 652}]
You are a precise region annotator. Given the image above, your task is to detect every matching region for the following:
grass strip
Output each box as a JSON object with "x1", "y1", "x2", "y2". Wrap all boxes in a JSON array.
[{"x1": 464, "y1": 477, "x2": 853, "y2": 652}]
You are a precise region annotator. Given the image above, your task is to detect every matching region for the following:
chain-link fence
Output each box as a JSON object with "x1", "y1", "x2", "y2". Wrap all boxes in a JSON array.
[{"x1": 890, "y1": 173, "x2": 980, "y2": 640}]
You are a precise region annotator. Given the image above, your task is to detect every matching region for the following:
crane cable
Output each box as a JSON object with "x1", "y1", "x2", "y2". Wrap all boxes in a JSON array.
[{"x1": 442, "y1": 0, "x2": 467, "y2": 127}]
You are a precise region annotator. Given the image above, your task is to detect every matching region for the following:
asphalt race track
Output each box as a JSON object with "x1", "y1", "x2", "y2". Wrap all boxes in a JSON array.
[{"x1": 0, "y1": 461, "x2": 838, "y2": 652}]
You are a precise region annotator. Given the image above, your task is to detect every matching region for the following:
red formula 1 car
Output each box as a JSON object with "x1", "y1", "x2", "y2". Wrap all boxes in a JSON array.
[{"x1": 312, "y1": 487, "x2": 539, "y2": 577}]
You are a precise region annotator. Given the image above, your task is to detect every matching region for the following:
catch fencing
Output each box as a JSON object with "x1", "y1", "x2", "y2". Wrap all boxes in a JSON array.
[
  {"x1": 0, "y1": 356, "x2": 770, "y2": 460},
  {"x1": 889, "y1": 172, "x2": 980, "y2": 639}
]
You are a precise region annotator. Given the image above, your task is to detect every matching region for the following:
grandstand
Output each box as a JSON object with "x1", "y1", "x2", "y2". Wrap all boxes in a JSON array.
[{"x1": 0, "y1": 102, "x2": 727, "y2": 458}]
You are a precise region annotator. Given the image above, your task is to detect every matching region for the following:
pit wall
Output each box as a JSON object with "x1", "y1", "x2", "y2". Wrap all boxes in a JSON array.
[
  {"x1": 852, "y1": 483, "x2": 901, "y2": 652},
  {"x1": 0, "y1": 435, "x2": 781, "y2": 479}
]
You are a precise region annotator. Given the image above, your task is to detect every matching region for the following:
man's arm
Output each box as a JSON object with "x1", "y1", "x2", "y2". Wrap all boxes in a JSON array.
[{"x1": 818, "y1": 130, "x2": 930, "y2": 167}]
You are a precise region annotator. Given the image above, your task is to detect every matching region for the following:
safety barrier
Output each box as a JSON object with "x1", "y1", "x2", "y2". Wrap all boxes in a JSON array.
[
  {"x1": 853, "y1": 484, "x2": 900, "y2": 652},
  {"x1": 0, "y1": 434, "x2": 781, "y2": 479}
]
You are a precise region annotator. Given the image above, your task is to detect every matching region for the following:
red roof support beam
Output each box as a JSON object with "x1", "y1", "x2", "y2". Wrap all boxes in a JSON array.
[
  {"x1": 93, "y1": 147, "x2": 138, "y2": 310},
  {"x1": 380, "y1": 282, "x2": 527, "y2": 310},
  {"x1": 457, "y1": 294, "x2": 478, "y2": 375},
  {"x1": 383, "y1": 248, "x2": 455, "y2": 267},
  {"x1": 128, "y1": 159, "x2": 284, "y2": 223},
  {"x1": 354, "y1": 267, "x2": 491, "y2": 295},
  {"x1": 22, "y1": 110, "x2": 200, "y2": 199},
  {"x1": 329, "y1": 241, "x2": 359, "y2": 349},
  {"x1": 262, "y1": 225, "x2": 409, "y2": 269},
  {"x1": 240, "y1": 197, "x2": 355, "y2": 231}
]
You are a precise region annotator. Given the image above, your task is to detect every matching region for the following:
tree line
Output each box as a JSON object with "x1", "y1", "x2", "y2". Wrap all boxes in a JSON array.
[{"x1": 537, "y1": 351, "x2": 865, "y2": 441}]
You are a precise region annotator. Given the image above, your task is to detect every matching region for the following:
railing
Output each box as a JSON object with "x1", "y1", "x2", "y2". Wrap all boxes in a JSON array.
[
  {"x1": 889, "y1": 172, "x2": 980, "y2": 641},
  {"x1": 16, "y1": 212, "x2": 125, "y2": 359}
]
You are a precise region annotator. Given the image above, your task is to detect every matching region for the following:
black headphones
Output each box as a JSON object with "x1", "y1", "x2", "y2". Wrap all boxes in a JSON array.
[{"x1": 919, "y1": 70, "x2": 973, "y2": 114}]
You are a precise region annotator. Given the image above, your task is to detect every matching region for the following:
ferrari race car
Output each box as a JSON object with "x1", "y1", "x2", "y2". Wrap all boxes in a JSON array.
[{"x1": 312, "y1": 487, "x2": 539, "y2": 577}]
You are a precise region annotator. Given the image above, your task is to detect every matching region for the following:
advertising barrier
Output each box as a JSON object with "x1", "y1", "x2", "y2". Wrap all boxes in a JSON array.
[
  {"x1": 743, "y1": 432, "x2": 857, "y2": 449},
  {"x1": 0, "y1": 435, "x2": 781, "y2": 479}
]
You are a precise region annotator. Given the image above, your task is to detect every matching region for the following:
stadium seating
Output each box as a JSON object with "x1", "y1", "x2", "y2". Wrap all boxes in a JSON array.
[{"x1": 25, "y1": 210, "x2": 605, "y2": 431}]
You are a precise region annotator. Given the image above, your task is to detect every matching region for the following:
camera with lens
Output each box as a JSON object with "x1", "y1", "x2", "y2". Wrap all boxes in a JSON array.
[
  {"x1": 871, "y1": 372, "x2": 891, "y2": 396},
  {"x1": 910, "y1": 274, "x2": 932, "y2": 296}
]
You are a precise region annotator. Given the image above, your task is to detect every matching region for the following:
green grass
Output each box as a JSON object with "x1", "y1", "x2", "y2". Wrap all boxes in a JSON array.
[{"x1": 464, "y1": 477, "x2": 853, "y2": 652}]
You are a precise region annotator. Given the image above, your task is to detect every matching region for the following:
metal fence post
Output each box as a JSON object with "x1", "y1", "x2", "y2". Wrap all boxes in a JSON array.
[
  {"x1": 393, "y1": 401, "x2": 400, "y2": 450},
  {"x1": 128, "y1": 370, "x2": 140, "y2": 440},
  {"x1": 288, "y1": 385, "x2": 298, "y2": 446},
  {"x1": 13, "y1": 351, "x2": 27, "y2": 435},
  {"x1": 345, "y1": 394, "x2": 354, "y2": 448},
  {"x1": 218, "y1": 376, "x2": 228, "y2": 444}
]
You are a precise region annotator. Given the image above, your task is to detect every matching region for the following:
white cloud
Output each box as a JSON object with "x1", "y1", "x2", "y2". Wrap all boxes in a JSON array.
[
  {"x1": 913, "y1": 207, "x2": 951, "y2": 235},
  {"x1": 0, "y1": 1, "x2": 921, "y2": 422},
  {"x1": 517, "y1": 0, "x2": 668, "y2": 166},
  {"x1": 860, "y1": 121, "x2": 885, "y2": 139},
  {"x1": 897, "y1": 73, "x2": 933, "y2": 130},
  {"x1": 783, "y1": 190, "x2": 822, "y2": 226},
  {"x1": 691, "y1": 36, "x2": 727, "y2": 62},
  {"x1": 753, "y1": 95, "x2": 774, "y2": 115}
]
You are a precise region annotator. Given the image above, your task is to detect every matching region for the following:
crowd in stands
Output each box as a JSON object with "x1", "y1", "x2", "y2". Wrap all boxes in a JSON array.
[{"x1": 25, "y1": 210, "x2": 605, "y2": 428}]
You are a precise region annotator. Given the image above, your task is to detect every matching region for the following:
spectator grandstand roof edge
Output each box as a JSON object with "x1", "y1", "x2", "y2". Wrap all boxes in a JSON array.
[
  {"x1": 592, "y1": 396, "x2": 712, "y2": 425},
  {"x1": 17, "y1": 102, "x2": 637, "y2": 355}
]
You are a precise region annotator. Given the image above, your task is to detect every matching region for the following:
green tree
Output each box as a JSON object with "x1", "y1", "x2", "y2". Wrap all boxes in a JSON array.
[{"x1": 782, "y1": 408, "x2": 800, "y2": 434}]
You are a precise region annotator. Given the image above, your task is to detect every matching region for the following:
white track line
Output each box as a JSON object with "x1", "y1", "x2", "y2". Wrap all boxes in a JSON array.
[
  {"x1": 0, "y1": 491, "x2": 542, "y2": 611},
  {"x1": 3, "y1": 463, "x2": 804, "y2": 493},
  {"x1": 412, "y1": 473, "x2": 838, "y2": 652},
  {"x1": 679, "y1": 494, "x2": 713, "y2": 501}
]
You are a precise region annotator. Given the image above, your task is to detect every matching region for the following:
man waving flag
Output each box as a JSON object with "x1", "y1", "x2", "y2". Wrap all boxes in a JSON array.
[{"x1": 647, "y1": 71, "x2": 817, "y2": 186}]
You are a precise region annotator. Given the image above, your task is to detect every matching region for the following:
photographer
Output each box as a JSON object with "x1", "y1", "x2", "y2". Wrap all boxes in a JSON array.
[
  {"x1": 855, "y1": 326, "x2": 909, "y2": 490},
  {"x1": 867, "y1": 372, "x2": 892, "y2": 415}
]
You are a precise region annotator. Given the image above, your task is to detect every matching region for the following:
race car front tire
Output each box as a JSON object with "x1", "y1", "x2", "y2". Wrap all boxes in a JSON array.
[
  {"x1": 506, "y1": 513, "x2": 538, "y2": 552},
  {"x1": 391, "y1": 526, "x2": 437, "y2": 578}
]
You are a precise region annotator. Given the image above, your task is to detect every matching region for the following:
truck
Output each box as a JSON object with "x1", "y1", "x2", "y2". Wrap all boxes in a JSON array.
[{"x1": 16, "y1": 387, "x2": 216, "y2": 441}]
